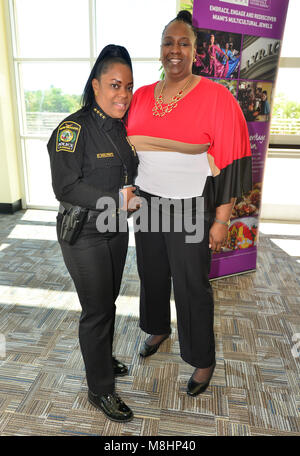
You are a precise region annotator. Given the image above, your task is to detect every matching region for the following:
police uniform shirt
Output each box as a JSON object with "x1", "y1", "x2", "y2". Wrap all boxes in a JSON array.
[{"x1": 47, "y1": 102, "x2": 138, "y2": 210}]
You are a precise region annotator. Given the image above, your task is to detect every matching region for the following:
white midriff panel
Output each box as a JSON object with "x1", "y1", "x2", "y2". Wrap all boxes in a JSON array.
[{"x1": 135, "y1": 150, "x2": 212, "y2": 199}]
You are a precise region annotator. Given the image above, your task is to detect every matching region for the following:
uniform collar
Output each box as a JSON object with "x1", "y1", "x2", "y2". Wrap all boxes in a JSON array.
[{"x1": 92, "y1": 101, "x2": 123, "y2": 132}]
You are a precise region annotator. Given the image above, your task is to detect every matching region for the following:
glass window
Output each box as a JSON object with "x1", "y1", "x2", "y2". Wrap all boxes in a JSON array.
[
  {"x1": 23, "y1": 139, "x2": 58, "y2": 207},
  {"x1": 262, "y1": 157, "x2": 300, "y2": 207},
  {"x1": 270, "y1": 0, "x2": 300, "y2": 144},
  {"x1": 20, "y1": 62, "x2": 90, "y2": 136},
  {"x1": 271, "y1": 68, "x2": 300, "y2": 140},
  {"x1": 280, "y1": 0, "x2": 298, "y2": 58},
  {"x1": 132, "y1": 61, "x2": 162, "y2": 91},
  {"x1": 14, "y1": 0, "x2": 90, "y2": 58},
  {"x1": 96, "y1": 0, "x2": 177, "y2": 58}
]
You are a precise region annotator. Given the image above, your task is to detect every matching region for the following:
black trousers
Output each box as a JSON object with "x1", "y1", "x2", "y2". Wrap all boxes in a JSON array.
[
  {"x1": 57, "y1": 212, "x2": 128, "y2": 395},
  {"x1": 134, "y1": 191, "x2": 216, "y2": 369}
]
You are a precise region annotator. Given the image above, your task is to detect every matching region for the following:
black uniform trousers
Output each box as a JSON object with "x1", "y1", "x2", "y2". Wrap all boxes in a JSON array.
[
  {"x1": 57, "y1": 212, "x2": 128, "y2": 395},
  {"x1": 134, "y1": 190, "x2": 216, "y2": 369}
]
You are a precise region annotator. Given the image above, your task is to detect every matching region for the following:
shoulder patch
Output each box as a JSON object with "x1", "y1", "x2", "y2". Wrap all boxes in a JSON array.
[{"x1": 56, "y1": 121, "x2": 81, "y2": 152}]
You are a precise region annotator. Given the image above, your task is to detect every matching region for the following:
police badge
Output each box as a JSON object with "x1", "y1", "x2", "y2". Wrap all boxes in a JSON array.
[{"x1": 56, "y1": 121, "x2": 81, "y2": 152}]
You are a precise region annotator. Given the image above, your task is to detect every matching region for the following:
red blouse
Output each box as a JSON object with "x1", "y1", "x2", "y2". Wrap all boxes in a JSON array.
[{"x1": 126, "y1": 77, "x2": 252, "y2": 208}]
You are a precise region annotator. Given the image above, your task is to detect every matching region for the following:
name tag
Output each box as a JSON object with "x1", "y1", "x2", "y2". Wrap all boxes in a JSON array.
[{"x1": 97, "y1": 153, "x2": 114, "y2": 158}]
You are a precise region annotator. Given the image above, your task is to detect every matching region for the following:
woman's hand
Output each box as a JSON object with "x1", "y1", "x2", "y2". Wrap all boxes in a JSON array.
[
  {"x1": 209, "y1": 222, "x2": 228, "y2": 253},
  {"x1": 119, "y1": 186, "x2": 141, "y2": 212},
  {"x1": 210, "y1": 198, "x2": 235, "y2": 252}
]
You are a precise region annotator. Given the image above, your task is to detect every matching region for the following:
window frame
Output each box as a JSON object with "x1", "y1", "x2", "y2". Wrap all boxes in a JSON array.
[
  {"x1": 7, "y1": 0, "x2": 98, "y2": 209},
  {"x1": 270, "y1": 57, "x2": 300, "y2": 147}
]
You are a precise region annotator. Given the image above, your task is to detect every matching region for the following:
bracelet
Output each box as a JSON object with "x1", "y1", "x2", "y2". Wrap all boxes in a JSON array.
[{"x1": 214, "y1": 218, "x2": 230, "y2": 226}]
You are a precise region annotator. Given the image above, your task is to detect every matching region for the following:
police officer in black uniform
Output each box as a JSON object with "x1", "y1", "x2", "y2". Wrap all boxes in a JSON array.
[{"x1": 47, "y1": 45, "x2": 139, "y2": 422}]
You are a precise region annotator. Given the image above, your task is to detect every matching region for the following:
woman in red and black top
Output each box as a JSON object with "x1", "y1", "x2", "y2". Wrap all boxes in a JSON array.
[{"x1": 126, "y1": 11, "x2": 252, "y2": 396}]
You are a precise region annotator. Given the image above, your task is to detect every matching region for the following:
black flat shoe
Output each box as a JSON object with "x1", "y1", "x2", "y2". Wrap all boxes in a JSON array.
[
  {"x1": 88, "y1": 390, "x2": 133, "y2": 422},
  {"x1": 139, "y1": 333, "x2": 170, "y2": 358},
  {"x1": 187, "y1": 363, "x2": 216, "y2": 397},
  {"x1": 113, "y1": 357, "x2": 128, "y2": 377}
]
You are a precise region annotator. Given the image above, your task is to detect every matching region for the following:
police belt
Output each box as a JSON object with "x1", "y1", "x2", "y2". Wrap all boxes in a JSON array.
[{"x1": 58, "y1": 202, "x2": 119, "y2": 219}]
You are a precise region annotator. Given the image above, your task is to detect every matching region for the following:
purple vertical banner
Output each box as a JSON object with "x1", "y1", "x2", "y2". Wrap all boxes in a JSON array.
[{"x1": 192, "y1": 0, "x2": 289, "y2": 279}]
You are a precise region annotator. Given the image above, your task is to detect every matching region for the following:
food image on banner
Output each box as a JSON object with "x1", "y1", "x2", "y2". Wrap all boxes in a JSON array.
[
  {"x1": 231, "y1": 182, "x2": 262, "y2": 219},
  {"x1": 224, "y1": 216, "x2": 258, "y2": 251},
  {"x1": 193, "y1": 29, "x2": 242, "y2": 79},
  {"x1": 240, "y1": 35, "x2": 281, "y2": 80},
  {"x1": 191, "y1": 0, "x2": 290, "y2": 279}
]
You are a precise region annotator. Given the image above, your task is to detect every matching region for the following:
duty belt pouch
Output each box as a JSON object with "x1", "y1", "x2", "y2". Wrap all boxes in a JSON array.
[{"x1": 60, "y1": 205, "x2": 88, "y2": 245}]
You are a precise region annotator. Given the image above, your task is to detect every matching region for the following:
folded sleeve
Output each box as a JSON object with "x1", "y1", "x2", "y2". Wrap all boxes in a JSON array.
[{"x1": 207, "y1": 85, "x2": 252, "y2": 207}]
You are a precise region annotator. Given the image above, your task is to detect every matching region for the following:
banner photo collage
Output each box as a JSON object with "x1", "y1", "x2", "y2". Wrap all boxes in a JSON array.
[{"x1": 191, "y1": 0, "x2": 290, "y2": 279}]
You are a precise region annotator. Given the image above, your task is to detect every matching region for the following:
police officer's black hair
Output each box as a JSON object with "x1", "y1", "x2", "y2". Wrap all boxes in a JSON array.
[
  {"x1": 162, "y1": 10, "x2": 197, "y2": 45},
  {"x1": 81, "y1": 44, "x2": 133, "y2": 110}
]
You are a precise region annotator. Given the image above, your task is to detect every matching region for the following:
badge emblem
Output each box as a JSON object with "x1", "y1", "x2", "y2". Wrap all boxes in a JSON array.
[
  {"x1": 60, "y1": 129, "x2": 74, "y2": 142},
  {"x1": 56, "y1": 121, "x2": 81, "y2": 152}
]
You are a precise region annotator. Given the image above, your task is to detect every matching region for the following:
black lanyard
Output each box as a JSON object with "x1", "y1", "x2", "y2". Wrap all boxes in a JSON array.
[
  {"x1": 92, "y1": 112, "x2": 129, "y2": 186},
  {"x1": 103, "y1": 129, "x2": 129, "y2": 186}
]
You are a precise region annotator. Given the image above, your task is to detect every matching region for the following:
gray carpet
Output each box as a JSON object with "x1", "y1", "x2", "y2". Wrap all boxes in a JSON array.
[{"x1": 0, "y1": 210, "x2": 299, "y2": 436}]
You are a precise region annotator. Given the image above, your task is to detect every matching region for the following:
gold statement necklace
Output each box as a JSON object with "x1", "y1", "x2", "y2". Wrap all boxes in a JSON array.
[{"x1": 152, "y1": 76, "x2": 193, "y2": 117}]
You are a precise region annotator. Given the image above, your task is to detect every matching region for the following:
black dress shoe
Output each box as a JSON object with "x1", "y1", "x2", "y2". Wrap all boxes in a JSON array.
[
  {"x1": 113, "y1": 357, "x2": 128, "y2": 377},
  {"x1": 187, "y1": 378, "x2": 210, "y2": 396},
  {"x1": 139, "y1": 333, "x2": 171, "y2": 358},
  {"x1": 187, "y1": 363, "x2": 216, "y2": 397},
  {"x1": 88, "y1": 390, "x2": 133, "y2": 422}
]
